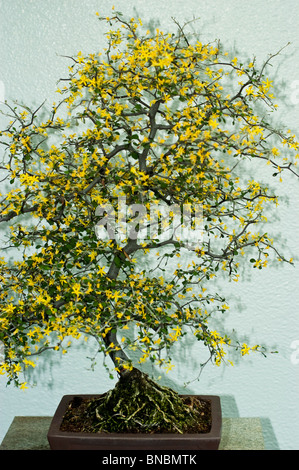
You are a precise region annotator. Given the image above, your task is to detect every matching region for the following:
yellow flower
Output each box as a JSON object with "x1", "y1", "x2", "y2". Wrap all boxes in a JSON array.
[
  {"x1": 246, "y1": 86, "x2": 254, "y2": 96},
  {"x1": 13, "y1": 363, "x2": 22, "y2": 373},
  {"x1": 241, "y1": 343, "x2": 250, "y2": 355},
  {"x1": 72, "y1": 283, "x2": 81, "y2": 298},
  {"x1": 165, "y1": 362, "x2": 175, "y2": 373}
]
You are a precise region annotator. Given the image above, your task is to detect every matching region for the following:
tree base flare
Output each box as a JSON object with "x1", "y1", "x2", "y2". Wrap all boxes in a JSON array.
[{"x1": 60, "y1": 368, "x2": 212, "y2": 434}]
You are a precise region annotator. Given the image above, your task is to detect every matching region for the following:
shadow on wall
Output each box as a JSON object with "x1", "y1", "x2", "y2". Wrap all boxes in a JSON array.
[{"x1": 260, "y1": 418, "x2": 280, "y2": 450}]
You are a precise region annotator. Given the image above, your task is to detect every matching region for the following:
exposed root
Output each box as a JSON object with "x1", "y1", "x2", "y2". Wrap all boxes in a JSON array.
[{"x1": 60, "y1": 368, "x2": 212, "y2": 434}]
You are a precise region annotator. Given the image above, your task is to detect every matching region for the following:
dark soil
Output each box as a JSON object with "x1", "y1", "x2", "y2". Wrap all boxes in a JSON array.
[{"x1": 60, "y1": 394, "x2": 212, "y2": 434}]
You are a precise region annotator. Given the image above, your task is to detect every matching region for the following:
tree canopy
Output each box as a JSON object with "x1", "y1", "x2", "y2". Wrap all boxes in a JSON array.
[{"x1": 0, "y1": 11, "x2": 298, "y2": 388}]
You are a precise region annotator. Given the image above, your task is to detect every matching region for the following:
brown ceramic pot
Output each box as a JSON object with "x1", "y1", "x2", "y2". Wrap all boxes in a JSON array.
[{"x1": 47, "y1": 394, "x2": 222, "y2": 450}]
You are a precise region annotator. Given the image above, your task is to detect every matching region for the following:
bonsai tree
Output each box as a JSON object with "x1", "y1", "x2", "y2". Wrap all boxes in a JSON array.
[{"x1": 0, "y1": 11, "x2": 298, "y2": 433}]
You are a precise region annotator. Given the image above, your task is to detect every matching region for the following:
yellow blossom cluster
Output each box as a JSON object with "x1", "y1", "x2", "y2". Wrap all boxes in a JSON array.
[{"x1": 0, "y1": 12, "x2": 297, "y2": 387}]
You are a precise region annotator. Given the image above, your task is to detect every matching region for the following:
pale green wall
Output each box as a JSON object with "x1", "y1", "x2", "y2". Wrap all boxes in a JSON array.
[{"x1": 1, "y1": 0, "x2": 298, "y2": 450}]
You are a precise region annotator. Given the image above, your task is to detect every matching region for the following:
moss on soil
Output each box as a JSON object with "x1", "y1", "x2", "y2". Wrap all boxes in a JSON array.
[{"x1": 60, "y1": 368, "x2": 212, "y2": 434}]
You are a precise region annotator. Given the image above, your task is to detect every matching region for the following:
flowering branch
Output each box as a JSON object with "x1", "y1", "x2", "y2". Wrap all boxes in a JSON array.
[{"x1": 0, "y1": 11, "x2": 298, "y2": 387}]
